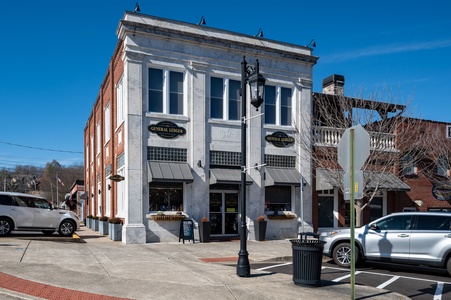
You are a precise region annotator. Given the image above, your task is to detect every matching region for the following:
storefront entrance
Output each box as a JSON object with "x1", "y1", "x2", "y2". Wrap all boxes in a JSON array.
[{"x1": 209, "y1": 191, "x2": 239, "y2": 236}]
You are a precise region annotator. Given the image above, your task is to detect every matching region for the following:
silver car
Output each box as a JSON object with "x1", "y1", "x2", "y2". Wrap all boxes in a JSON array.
[
  {"x1": 319, "y1": 212, "x2": 451, "y2": 276},
  {"x1": 0, "y1": 192, "x2": 80, "y2": 237}
]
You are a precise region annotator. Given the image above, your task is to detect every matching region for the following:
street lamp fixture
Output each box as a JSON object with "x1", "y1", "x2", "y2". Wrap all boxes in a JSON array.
[{"x1": 237, "y1": 56, "x2": 265, "y2": 277}]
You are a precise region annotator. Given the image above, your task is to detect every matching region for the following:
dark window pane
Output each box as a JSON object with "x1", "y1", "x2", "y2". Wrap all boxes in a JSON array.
[
  {"x1": 149, "y1": 68, "x2": 163, "y2": 113},
  {"x1": 265, "y1": 186, "x2": 291, "y2": 212},
  {"x1": 281, "y1": 87, "x2": 292, "y2": 125},
  {"x1": 264, "y1": 86, "x2": 276, "y2": 124},
  {"x1": 228, "y1": 80, "x2": 241, "y2": 120},
  {"x1": 169, "y1": 71, "x2": 183, "y2": 115},
  {"x1": 375, "y1": 215, "x2": 411, "y2": 230},
  {"x1": 211, "y1": 77, "x2": 223, "y2": 118},
  {"x1": 417, "y1": 215, "x2": 451, "y2": 230},
  {"x1": 149, "y1": 183, "x2": 183, "y2": 211}
]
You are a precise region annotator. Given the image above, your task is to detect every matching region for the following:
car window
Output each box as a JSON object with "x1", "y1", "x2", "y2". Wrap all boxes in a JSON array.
[
  {"x1": 416, "y1": 215, "x2": 451, "y2": 230},
  {"x1": 33, "y1": 198, "x2": 51, "y2": 209},
  {"x1": 0, "y1": 195, "x2": 14, "y2": 206},
  {"x1": 373, "y1": 215, "x2": 412, "y2": 230},
  {"x1": 13, "y1": 196, "x2": 35, "y2": 207}
]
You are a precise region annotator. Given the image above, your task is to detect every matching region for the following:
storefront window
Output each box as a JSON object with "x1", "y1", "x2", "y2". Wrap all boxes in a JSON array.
[
  {"x1": 149, "y1": 183, "x2": 183, "y2": 211},
  {"x1": 265, "y1": 186, "x2": 291, "y2": 212}
]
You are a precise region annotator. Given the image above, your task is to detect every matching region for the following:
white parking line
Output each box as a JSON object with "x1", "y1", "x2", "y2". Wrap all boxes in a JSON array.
[
  {"x1": 256, "y1": 262, "x2": 292, "y2": 271},
  {"x1": 376, "y1": 276, "x2": 400, "y2": 289},
  {"x1": 332, "y1": 271, "x2": 361, "y2": 282},
  {"x1": 434, "y1": 282, "x2": 444, "y2": 300}
]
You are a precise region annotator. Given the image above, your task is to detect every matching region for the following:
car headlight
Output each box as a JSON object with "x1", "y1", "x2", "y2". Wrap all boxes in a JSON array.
[{"x1": 320, "y1": 231, "x2": 339, "y2": 238}]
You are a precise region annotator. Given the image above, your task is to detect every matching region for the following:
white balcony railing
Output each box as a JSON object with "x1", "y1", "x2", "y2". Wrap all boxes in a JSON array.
[{"x1": 313, "y1": 126, "x2": 396, "y2": 151}]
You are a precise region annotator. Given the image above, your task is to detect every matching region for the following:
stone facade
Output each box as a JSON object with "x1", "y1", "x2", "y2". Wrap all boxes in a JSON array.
[{"x1": 84, "y1": 12, "x2": 318, "y2": 244}]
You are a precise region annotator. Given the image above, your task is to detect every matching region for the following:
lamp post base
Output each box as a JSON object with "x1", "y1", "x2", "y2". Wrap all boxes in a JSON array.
[{"x1": 236, "y1": 251, "x2": 250, "y2": 277}]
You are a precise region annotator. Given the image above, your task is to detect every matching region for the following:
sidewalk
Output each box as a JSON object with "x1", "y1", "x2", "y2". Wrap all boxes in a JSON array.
[{"x1": 0, "y1": 226, "x2": 410, "y2": 300}]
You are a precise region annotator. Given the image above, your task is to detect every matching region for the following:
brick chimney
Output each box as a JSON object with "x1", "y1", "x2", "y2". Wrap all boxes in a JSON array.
[{"x1": 322, "y1": 74, "x2": 345, "y2": 96}]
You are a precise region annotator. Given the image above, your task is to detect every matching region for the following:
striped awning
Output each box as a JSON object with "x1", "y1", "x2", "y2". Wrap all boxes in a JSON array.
[
  {"x1": 209, "y1": 169, "x2": 253, "y2": 185},
  {"x1": 265, "y1": 168, "x2": 302, "y2": 186},
  {"x1": 148, "y1": 161, "x2": 193, "y2": 183},
  {"x1": 316, "y1": 168, "x2": 410, "y2": 191}
]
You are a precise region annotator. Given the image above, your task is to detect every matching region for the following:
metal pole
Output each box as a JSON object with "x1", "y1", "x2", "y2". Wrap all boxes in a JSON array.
[
  {"x1": 237, "y1": 56, "x2": 250, "y2": 277},
  {"x1": 350, "y1": 128, "x2": 356, "y2": 300}
]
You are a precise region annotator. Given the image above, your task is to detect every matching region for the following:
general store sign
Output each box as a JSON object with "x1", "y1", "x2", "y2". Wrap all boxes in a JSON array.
[
  {"x1": 148, "y1": 121, "x2": 186, "y2": 139},
  {"x1": 265, "y1": 131, "x2": 295, "y2": 148}
]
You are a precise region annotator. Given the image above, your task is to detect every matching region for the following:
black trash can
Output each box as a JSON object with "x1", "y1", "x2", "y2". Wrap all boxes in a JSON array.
[{"x1": 290, "y1": 235, "x2": 326, "y2": 287}]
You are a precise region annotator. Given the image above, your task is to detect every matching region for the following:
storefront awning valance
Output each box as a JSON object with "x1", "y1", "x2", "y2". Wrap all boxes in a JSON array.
[
  {"x1": 210, "y1": 169, "x2": 253, "y2": 185},
  {"x1": 148, "y1": 161, "x2": 193, "y2": 183},
  {"x1": 316, "y1": 168, "x2": 410, "y2": 192},
  {"x1": 265, "y1": 168, "x2": 302, "y2": 186}
]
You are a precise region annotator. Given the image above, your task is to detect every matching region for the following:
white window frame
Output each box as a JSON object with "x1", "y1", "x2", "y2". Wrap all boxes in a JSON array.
[
  {"x1": 148, "y1": 67, "x2": 186, "y2": 115},
  {"x1": 104, "y1": 103, "x2": 111, "y2": 143},
  {"x1": 96, "y1": 123, "x2": 101, "y2": 156},
  {"x1": 264, "y1": 85, "x2": 293, "y2": 126},
  {"x1": 116, "y1": 76, "x2": 124, "y2": 128},
  {"x1": 209, "y1": 76, "x2": 241, "y2": 121}
]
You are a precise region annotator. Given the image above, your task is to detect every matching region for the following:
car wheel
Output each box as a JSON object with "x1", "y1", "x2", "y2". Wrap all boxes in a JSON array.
[
  {"x1": 0, "y1": 218, "x2": 12, "y2": 236},
  {"x1": 58, "y1": 220, "x2": 75, "y2": 237},
  {"x1": 446, "y1": 257, "x2": 451, "y2": 276},
  {"x1": 333, "y1": 242, "x2": 360, "y2": 268},
  {"x1": 42, "y1": 230, "x2": 55, "y2": 236}
]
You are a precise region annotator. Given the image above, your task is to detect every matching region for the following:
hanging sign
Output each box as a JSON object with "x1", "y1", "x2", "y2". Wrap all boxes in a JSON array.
[
  {"x1": 432, "y1": 182, "x2": 451, "y2": 201},
  {"x1": 265, "y1": 131, "x2": 295, "y2": 148},
  {"x1": 148, "y1": 121, "x2": 186, "y2": 139}
]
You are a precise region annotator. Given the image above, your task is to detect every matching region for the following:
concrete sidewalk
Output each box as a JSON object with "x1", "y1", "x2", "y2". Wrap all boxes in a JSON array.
[{"x1": 0, "y1": 226, "x2": 410, "y2": 300}]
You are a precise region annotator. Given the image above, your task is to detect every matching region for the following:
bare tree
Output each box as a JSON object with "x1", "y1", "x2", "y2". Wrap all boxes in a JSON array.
[{"x1": 295, "y1": 87, "x2": 427, "y2": 226}]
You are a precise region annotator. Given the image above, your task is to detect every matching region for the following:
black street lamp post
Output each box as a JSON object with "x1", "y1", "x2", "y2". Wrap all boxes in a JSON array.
[{"x1": 237, "y1": 56, "x2": 265, "y2": 277}]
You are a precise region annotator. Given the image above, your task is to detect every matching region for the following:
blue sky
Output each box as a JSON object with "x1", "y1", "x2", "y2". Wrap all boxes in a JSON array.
[{"x1": 1, "y1": 0, "x2": 450, "y2": 169}]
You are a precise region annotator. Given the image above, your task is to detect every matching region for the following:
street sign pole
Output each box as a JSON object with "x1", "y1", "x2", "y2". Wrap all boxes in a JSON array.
[
  {"x1": 337, "y1": 124, "x2": 370, "y2": 300},
  {"x1": 349, "y1": 128, "x2": 356, "y2": 300}
]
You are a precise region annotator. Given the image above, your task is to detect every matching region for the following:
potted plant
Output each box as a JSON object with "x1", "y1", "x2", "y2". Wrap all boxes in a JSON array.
[
  {"x1": 85, "y1": 215, "x2": 93, "y2": 229},
  {"x1": 99, "y1": 216, "x2": 109, "y2": 235},
  {"x1": 108, "y1": 217, "x2": 122, "y2": 241},
  {"x1": 92, "y1": 216, "x2": 99, "y2": 231},
  {"x1": 254, "y1": 215, "x2": 267, "y2": 241},
  {"x1": 199, "y1": 216, "x2": 211, "y2": 243}
]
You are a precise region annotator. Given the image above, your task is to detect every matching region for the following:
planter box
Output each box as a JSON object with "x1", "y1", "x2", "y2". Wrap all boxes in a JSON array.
[
  {"x1": 92, "y1": 219, "x2": 99, "y2": 231},
  {"x1": 86, "y1": 218, "x2": 92, "y2": 229},
  {"x1": 109, "y1": 223, "x2": 122, "y2": 241},
  {"x1": 99, "y1": 221, "x2": 109, "y2": 235},
  {"x1": 254, "y1": 221, "x2": 267, "y2": 241},
  {"x1": 199, "y1": 221, "x2": 211, "y2": 243}
]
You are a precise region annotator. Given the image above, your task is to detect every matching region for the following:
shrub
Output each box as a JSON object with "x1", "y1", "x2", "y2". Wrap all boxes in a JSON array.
[
  {"x1": 201, "y1": 216, "x2": 209, "y2": 222},
  {"x1": 108, "y1": 217, "x2": 122, "y2": 224}
]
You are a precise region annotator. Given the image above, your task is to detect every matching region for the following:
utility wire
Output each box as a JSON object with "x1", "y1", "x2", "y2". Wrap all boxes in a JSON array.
[{"x1": 0, "y1": 141, "x2": 83, "y2": 154}]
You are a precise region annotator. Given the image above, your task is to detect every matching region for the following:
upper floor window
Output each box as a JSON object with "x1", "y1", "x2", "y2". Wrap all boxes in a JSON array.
[
  {"x1": 148, "y1": 68, "x2": 184, "y2": 115},
  {"x1": 96, "y1": 123, "x2": 101, "y2": 155},
  {"x1": 437, "y1": 155, "x2": 448, "y2": 177},
  {"x1": 402, "y1": 154, "x2": 416, "y2": 175},
  {"x1": 210, "y1": 77, "x2": 241, "y2": 120},
  {"x1": 104, "y1": 103, "x2": 111, "y2": 143},
  {"x1": 264, "y1": 86, "x2": 292, "y2": 126},
  {"x1": 116, "y1": 76, "x2": 124, "y2": 127}
]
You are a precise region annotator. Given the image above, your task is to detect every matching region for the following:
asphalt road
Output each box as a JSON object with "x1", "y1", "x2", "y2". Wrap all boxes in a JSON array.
[{"x1": 249, "y1": 259, "x2": 451, "y2": 300}]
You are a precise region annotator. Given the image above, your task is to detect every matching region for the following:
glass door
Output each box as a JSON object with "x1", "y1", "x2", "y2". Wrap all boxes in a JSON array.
[{"x1": 210, "y1": 191, "x2": 239, "y2": 236}]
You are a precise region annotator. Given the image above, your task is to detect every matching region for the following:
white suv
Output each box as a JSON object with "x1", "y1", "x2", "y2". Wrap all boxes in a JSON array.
[
  {"x1": 0, "y1": 192, "x2": 79, "y2": 237},
  {"x1": 320, "y1": 212, "x2": 451, "y2": 276}
]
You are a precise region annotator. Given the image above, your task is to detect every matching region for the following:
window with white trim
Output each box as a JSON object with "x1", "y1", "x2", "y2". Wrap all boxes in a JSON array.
[
  {"x1": 148, "y1": 68, "x2": 184, "y2": 115},
  {"x1": 104, "y1": 103, "x2": 110, "y2": 143},
  {"x1": 437, "y1": 155, "x2": 448, "y2": 176},
  {"x1": 402, "y1": 154, "x2": 416, "y2": 175},
  {"x1": 210, "y1": 77, "x2": 241, "y2": 120},
  {"x1": 264, "y1": 85, "x2": 292, "y2": 126},
  {"x1": 96, "y1": 123, "x2": 101, "y2": 155},
  {"x1": 116, "y1": 76, "x2": 124, "y2": 127}
]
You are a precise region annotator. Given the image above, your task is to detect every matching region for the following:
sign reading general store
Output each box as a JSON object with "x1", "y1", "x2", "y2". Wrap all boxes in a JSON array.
[
  {"x1": 148, "y1": 121, "x2": 186, "y2": 139},
  {"x1": 265, "y1": 131, "x2": 295, "y2": 148}
]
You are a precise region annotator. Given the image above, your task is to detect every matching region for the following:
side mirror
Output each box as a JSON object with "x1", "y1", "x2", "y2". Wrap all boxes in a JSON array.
[{"x1": 369, "y1": 223, "x2": 379, "y2": 231}]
